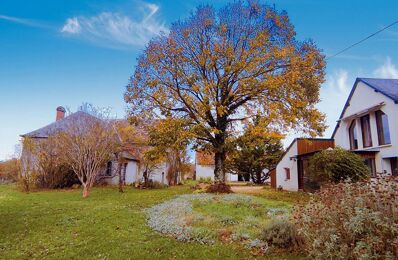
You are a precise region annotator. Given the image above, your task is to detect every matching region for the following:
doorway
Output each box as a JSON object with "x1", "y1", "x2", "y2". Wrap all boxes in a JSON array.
[{"x1": 391, "y1": 157, "x2": 398, "y2": 176}]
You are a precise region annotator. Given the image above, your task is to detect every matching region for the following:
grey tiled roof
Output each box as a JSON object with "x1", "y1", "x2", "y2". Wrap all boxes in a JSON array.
[
  {"x1": 359, "y1": 78, "x2": 398, "y2": 102},
  {"x1": 21, "y1": 111, "x2": 100, "y2": 138}
]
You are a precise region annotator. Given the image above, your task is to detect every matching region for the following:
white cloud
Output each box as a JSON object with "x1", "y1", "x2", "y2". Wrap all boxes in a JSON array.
[
  {"x1": 327, "y1": 69, "x2": 349, "y2": 92},
  {"x1": 60, "y1": 3, "x2": 168, "y2": 48},
  {"x1": 314, "y1": 69, "x2": 352, "y2": 138},
  {"x1": 61, "y1": 17, "x2": 80, "y2": 34},
  {"x1": 373, "y1": 57, "x2": 398, "y2": 78},
  {"x1": 0, "y1": 14, "x2": 49, "y2": 28}
]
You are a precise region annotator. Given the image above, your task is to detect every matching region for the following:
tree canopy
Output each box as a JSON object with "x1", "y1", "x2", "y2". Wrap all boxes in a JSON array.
[
  {"x1": 226, "y1": 118, "x2": 284, "y2": 183},
  {"x1": 125, "y1": 1, "x2": 326, "y2": 182}
]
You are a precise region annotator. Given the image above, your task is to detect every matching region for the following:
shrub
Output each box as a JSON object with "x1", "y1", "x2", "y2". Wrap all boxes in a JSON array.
[
  {"x1": 0, "y1": 159, "x2": 20, "y2": 183},
  {"x1": 260, "y1": 218, "x2": 303, "y2": 251},
  {"x1": 138, "y1": 180, "x2": 167, "y2": 189},
  {"x1": 308, "y1": 147, "x2": 369, "y2": 186},
  {"x1": 292, "y1": 178, "x2": 398, "y2": 259},
  {"x1": 35, "y1": 166, "x2": 79, "y2": 189},
  {"x1": 198, "y1": 177, "x2": 212, "y2": 184},
  {"x1": 206, "y1": 183, "x2": 232, "y2": 193}
]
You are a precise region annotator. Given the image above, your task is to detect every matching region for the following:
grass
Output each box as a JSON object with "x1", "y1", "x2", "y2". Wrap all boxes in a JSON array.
[
  {"x1": 190, "y1": 195, "x2": 290, "y2": 241},
  {"x1": 258, "y1": 186, "x2": 311, "y2": 205},
  {"x1": 0, "y1": 184, "x2": 306, "y2": 259}
]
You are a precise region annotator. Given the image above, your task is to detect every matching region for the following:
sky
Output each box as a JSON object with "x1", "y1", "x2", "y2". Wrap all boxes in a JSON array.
[{"x1": 1, "y1": 0, "x2": 398, "y2": 160}]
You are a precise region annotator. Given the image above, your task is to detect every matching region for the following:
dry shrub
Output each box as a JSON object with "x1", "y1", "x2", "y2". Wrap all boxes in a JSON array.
[
  {"x1": 293, "y1": 177, "x2": 398, "y2": 259},
  {"x1": 0, "y1": 159, "x2": 20, "y2": 183},
  {"x1": 260, "y1": 218, "x2": 304, "y2": 252},
  {"x1": 206, "y1": 183, "x2": 232, "y2": 193}
]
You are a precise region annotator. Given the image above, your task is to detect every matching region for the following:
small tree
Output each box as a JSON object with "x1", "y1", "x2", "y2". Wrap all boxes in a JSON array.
[
  {"x1": 141, "y1": 149, "x2": 165, "y2": 187},
  {"x1": 116, "y1": 121, "x2": 166, "y2": 188},
  {"x1": 227, "y1": 121, "x2": 283, "y2": 183},
  {"x1": 57, "y1": 111, "x2": 119, "y2": 198},
  {"x1": 307, "y1": 147, "x2": 369, "y2": 186},
  {"x1": 147, "y1": 118, "x2": 192, "y2": 185}
]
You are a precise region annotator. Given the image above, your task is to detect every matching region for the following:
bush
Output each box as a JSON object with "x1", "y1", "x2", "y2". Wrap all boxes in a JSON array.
[
  {"x1": 0, "y1": 159, "x2": 20, "y2": 183},
  {"x1": 260, "y1": 218, "x2": 303, "y2": 251},
  {"x1": 35, "y1": 166, "x2": 79, "y2": 189},
  {"x1": 198, "y1": 177, "x2": 212, "y2": 184},
  {"x1": 308, "y1": 147, "x2": 369, "y2": 186},
  {"x1": 292, "y1": 178, "x2": 398, "y2": 259},
  {"x1": 206, "y1": 183, "x2": 232, "y2": 193},
  {"x1": 138, "y1": 180, "x2": 168, "y2": 189}
]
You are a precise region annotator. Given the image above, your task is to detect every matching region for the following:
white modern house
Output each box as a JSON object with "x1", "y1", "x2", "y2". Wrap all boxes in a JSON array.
[
  {"x1": 273, "y1": 138, "x2": 334, "y2": 191},
  {"x1": 272, "y1": 78, "x2": 398, "y2": 191},
  {"x1": 333, "y1": 78, "x2": 398, "y2": 176}
]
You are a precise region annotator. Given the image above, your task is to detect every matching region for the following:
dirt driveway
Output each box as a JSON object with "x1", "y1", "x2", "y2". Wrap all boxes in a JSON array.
[{"x1": 230, "y1": 185, "x2": 264, "y2": 194}]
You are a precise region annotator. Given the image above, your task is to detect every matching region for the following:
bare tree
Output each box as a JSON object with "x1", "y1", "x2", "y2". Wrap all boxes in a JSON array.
[{"x1": 56, "y1": 112, "x2": 119, "y2": 197}]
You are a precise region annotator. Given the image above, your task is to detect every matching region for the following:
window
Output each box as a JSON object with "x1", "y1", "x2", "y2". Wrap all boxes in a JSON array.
[
  {"x1": 364, "y1": 158, "x2": 376, "y2": 177},
  {"x1": 106, "y1": 161, "x2": 112, "y2": 176},
  {"x1": 391, "y1": 157, "x2": 398, "y2": 177},
  {"x1": 360, "y1": 115, "x2": 372, "y2": 148},
  {"x1": 284, "y1": 168, "x2": 290, "y2": 180},
  {"x1": 375, "y1": 110, "x2": 391, "y2": 145},
  {"x1": 349, "y1": 120, "x2": 358, "y2": 150}
]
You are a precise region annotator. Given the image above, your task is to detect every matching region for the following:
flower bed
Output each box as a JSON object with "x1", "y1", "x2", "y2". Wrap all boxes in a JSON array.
[{"x1": 146, "y1": 193, "x2": 291, "y2": 252}]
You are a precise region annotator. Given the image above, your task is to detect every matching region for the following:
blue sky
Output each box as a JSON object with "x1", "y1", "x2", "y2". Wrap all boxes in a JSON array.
[{"x1": 1, "y1": 0, "x2": 398, "y2": 160}]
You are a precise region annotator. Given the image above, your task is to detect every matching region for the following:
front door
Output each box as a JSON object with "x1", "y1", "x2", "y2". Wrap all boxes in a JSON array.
[{"x1": 391, "y1": 157, "x2": 398, "y2": 176}]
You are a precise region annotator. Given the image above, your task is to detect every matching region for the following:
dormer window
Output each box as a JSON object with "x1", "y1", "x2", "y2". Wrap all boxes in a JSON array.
[
  {"x1": 360, "y1": 115, "x2": 372, "y2": 148},
  {"x1": 349, "y1": 120, "x2": 358, "y2": 150},
  {"x1": 375, "y1": 110, "x2": 391, "y2": 145}
]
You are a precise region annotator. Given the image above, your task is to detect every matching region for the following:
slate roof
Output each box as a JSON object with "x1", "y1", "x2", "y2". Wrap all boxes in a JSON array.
[
  {"x1": 21, "y1": 111, "x2": 101, "y2": 138},
  {"x1": 331, "y1": 77, "x2": 398, "y2": 138},
  {"x1": 359, "y1": 78, "x2": 398, "y2": 103},
  {"x1": 21, "y1": 111, "x2": 147, "y2": 161}
]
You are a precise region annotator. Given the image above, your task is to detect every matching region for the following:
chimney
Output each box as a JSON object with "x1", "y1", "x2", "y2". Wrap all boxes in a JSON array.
[{"x1": 56, "y1": 106, "x2": 66, "y2": 121}]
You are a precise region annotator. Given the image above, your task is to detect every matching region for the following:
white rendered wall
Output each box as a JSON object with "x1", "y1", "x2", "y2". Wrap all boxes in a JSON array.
[
  {"x1": 276, "y1": 140, "x2": 299, "y2": 191},
  {"x1": 125, "y1": 161, "x2": 138, "y2": 184},
  {"x1": 334, "y1": 81, "x2": 398, "y2": 174},
  {"x1": 195, "y1": 164, "x2": 234, "y2": 181}
]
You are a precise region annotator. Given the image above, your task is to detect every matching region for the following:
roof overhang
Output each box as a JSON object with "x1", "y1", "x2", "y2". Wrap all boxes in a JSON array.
[
  {"x1": 121, "y1": 151, "x2": 139, "y2": 161},
  {"x1": 352, "y1": 148, "x2": 380, "y2": 155},
  {"x1": 381, "y1": 154, "x2": 398, "y2": 159},
  {"x1": 339, "y1": 102, "x2": 385, "y2": 122}
]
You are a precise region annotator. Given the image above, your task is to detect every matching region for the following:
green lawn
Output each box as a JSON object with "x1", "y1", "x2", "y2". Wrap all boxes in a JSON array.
[{"x1": 0, "y1": 184, "x2": 305, "y2": 259}]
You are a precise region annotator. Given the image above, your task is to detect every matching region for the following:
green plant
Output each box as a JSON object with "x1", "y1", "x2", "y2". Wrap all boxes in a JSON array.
[
  {"x1": 292, "y1": 178, "x2": 398, "y2": 259},
  {"x1": 308, "y1": 147, "x2": 369, "y2": 186},
  {"x1": 260, "y1": 218, "x2": 303, "y2": 251},
  {"x1": 198, "y1": 177, "x2": 212, "y2": 184}
]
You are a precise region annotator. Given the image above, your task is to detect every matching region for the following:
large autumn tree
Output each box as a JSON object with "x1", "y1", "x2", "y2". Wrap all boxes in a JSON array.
[{"x1": 125, "y1": 1, "x2": 326, "y2": 183}]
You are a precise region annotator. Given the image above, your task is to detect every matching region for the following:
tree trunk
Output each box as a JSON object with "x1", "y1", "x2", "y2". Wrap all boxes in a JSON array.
[
  {"x1": 214, "y1": 150, "x2": 226, "y2": 183},
  {"x1": 118, "y1": 162, "x2": 124, "y2": 193},
  {"x1": 143, "y1": 170, "x2": 148, "y2": 187},
  {"x1": 82, "y1": 184, "x2": 90, "y2": 198},
  {"x1": 175, "y1": 152, "x2": 180, "y2": 185}
]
